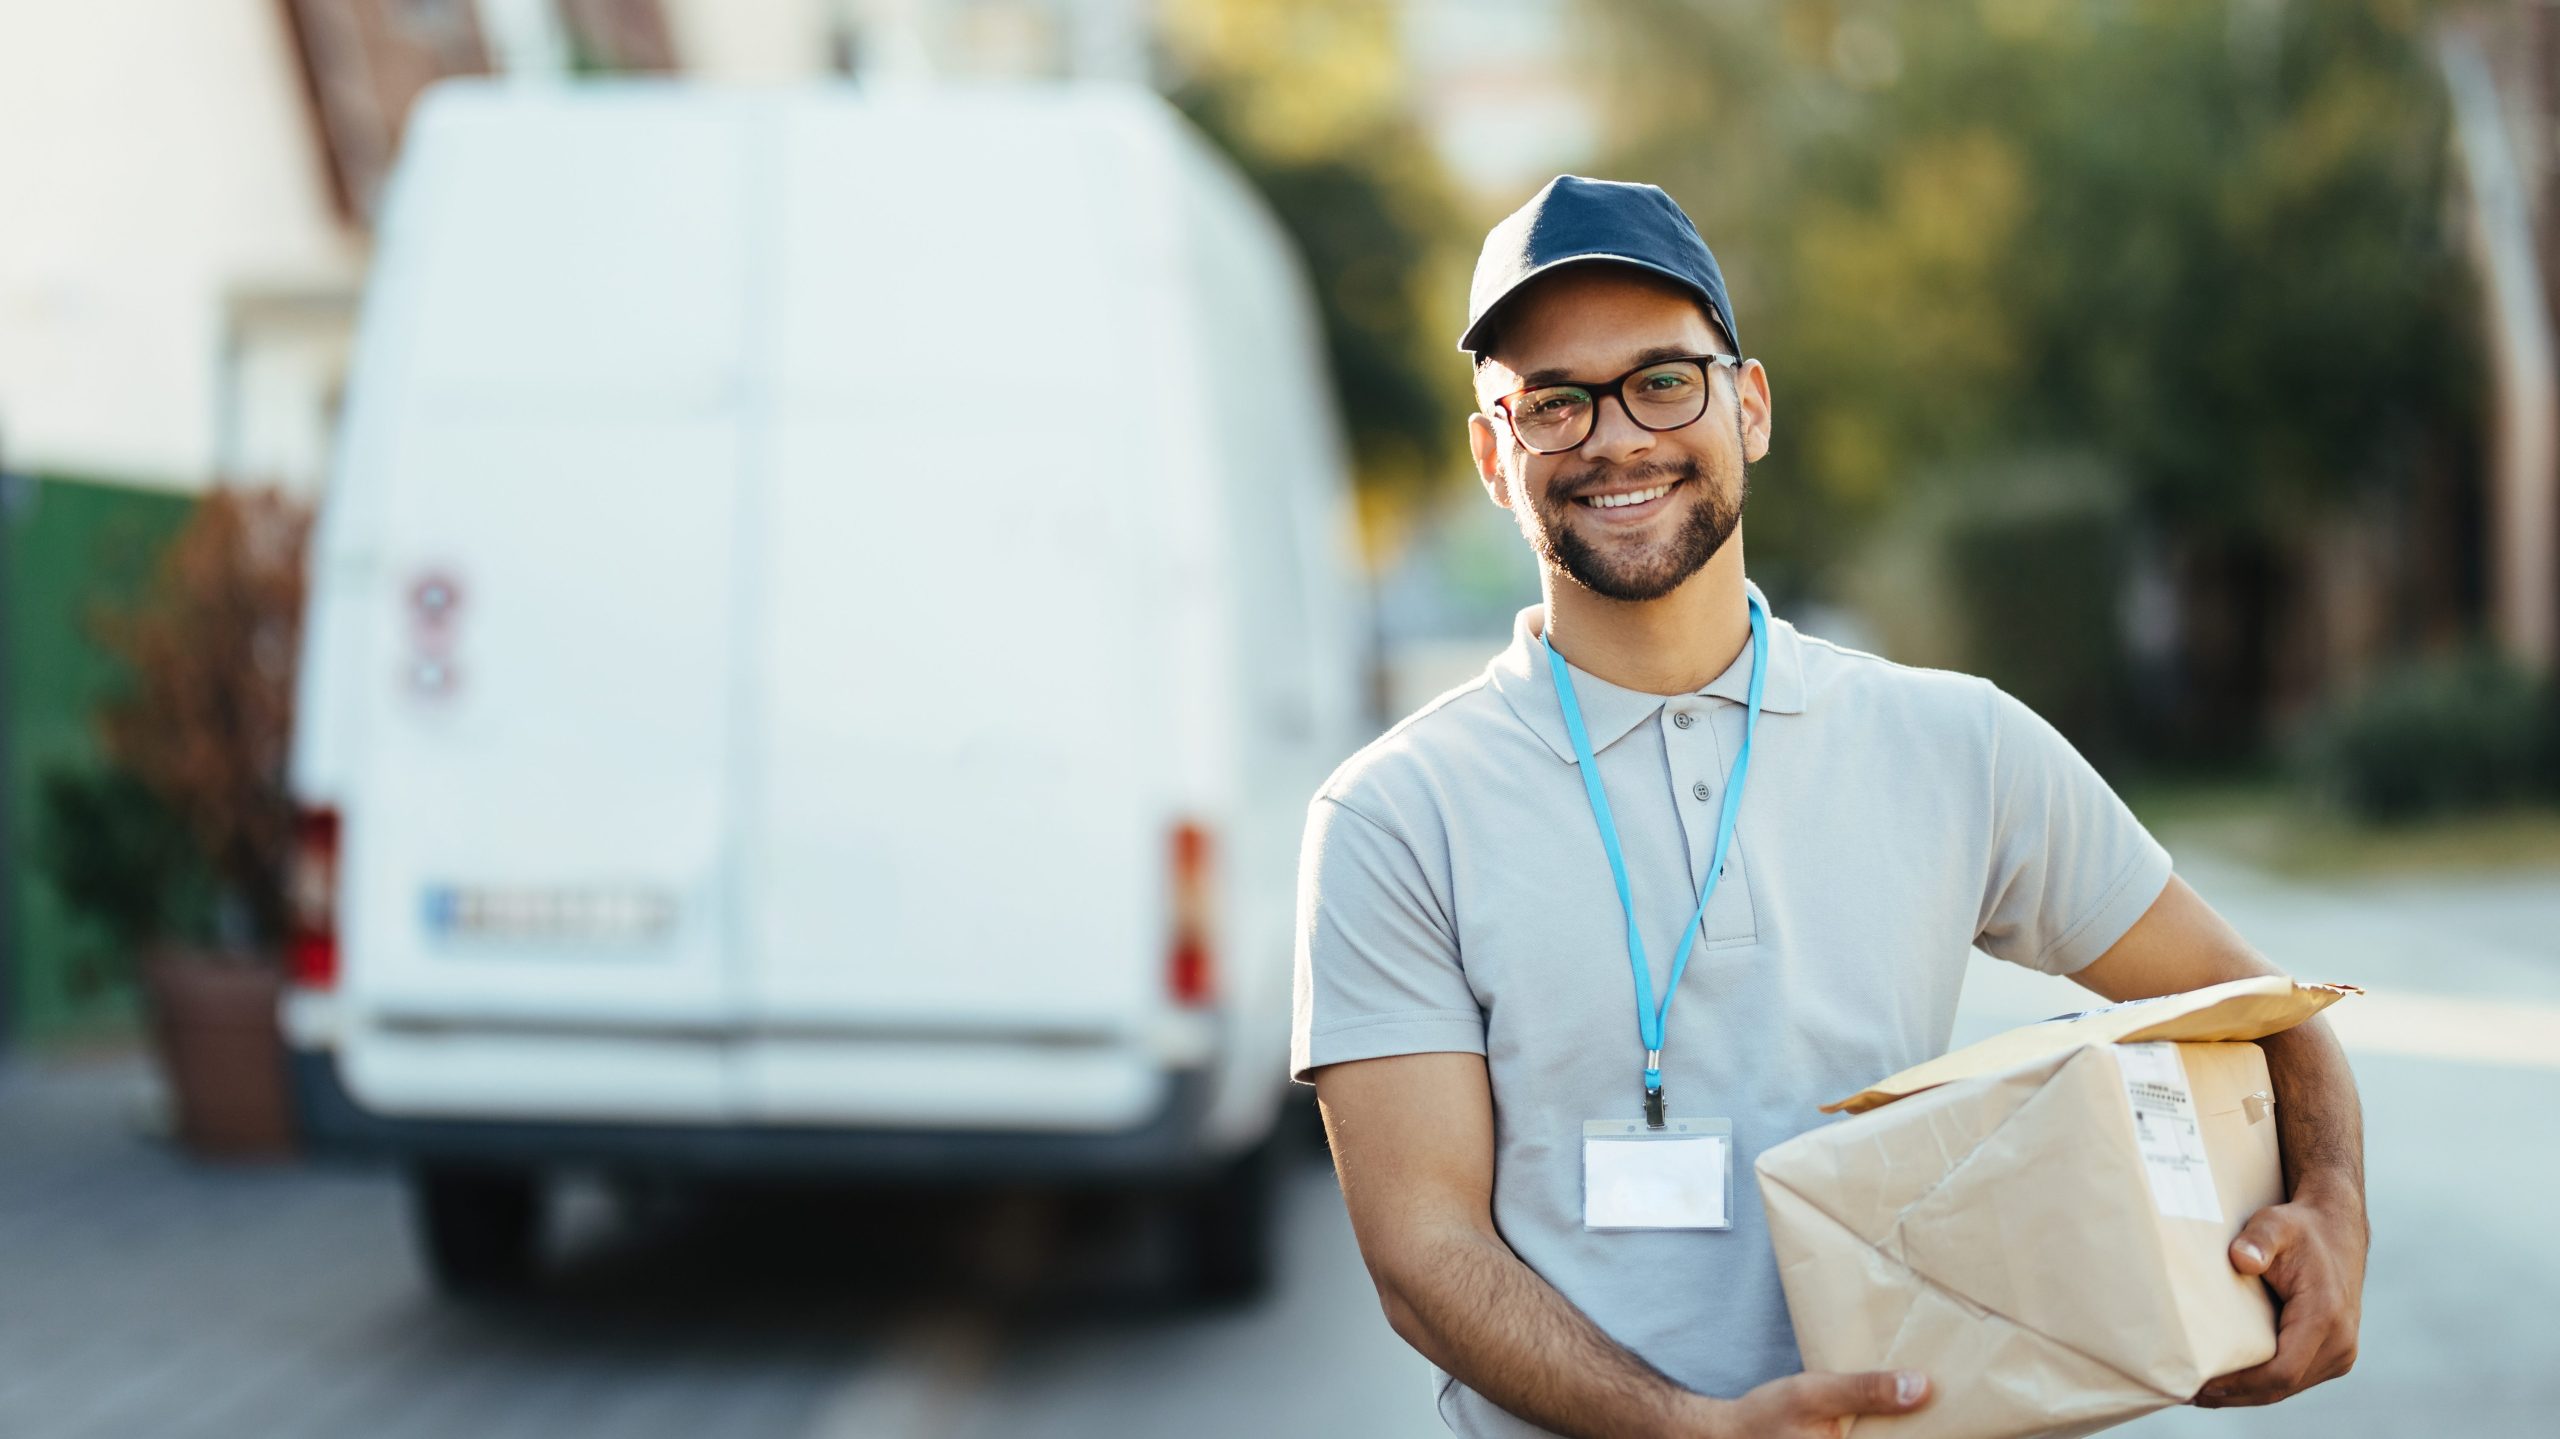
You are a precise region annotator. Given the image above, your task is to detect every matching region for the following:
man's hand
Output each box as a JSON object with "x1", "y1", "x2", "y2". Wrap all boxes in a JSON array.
[
  {"x1": 1704, "y1": 1369, "x2": 1933, "y2": 1437},
  {"x1": 2072, "y1": 878, "x2": 2369, "y2": 1411},
  {"x1": 2195, "y1": 1187, "x2": 2367, "y2": 1407}
]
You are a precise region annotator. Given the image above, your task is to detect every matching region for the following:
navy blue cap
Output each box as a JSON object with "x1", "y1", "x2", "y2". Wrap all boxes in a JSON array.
[{"x1": 1458, "y1": 175, "x2": 1738, "y2": 357}]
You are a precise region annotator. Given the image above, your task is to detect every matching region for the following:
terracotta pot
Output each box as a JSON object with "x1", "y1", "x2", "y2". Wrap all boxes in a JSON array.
[{"x1": 143, "y1": 950, "x2": 296, "y2": 1159}]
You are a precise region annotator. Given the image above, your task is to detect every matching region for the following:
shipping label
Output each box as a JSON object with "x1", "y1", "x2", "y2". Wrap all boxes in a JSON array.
[{"x1": 2114, "y1": 1042, "x2": 2223, "y2": 1223}]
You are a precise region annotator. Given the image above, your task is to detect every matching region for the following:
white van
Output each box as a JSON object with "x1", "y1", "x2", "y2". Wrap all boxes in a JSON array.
[{"x1": 282, "y1": 80, "x2": 1370, "y2": 1298}]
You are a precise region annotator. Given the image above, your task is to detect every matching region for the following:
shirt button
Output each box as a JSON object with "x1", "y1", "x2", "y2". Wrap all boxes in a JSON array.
[
  {"x1": 1692, "y1": 781, "x2": 1712, "y2": 802},
  {"x1": 1672, "y1": 711, "x2": 1695, "y2": 729}
]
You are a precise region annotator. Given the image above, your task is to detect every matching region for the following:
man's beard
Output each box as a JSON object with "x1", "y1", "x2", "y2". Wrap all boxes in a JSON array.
[{"x1": 1528, "y1": 450, "x2": 1749, "y2": 603}]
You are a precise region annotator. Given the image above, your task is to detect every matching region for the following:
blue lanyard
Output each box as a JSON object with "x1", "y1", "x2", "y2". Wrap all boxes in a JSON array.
[{"x1": 1543, "y1": 593, "x2": 1767, "y2": 1128}]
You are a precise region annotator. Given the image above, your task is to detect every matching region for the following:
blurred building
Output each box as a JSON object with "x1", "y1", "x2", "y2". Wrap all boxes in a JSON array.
[{"x1": 0, "y1": 0, "x2": 363, "y2": 493}]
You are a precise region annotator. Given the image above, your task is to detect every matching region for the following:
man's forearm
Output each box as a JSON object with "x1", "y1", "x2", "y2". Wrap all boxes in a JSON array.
[
  {"x1": 1376, "y1": 1223, "x2": 1713, "y2": 1439},
  {"x1": 2259, "y1": 1015, "x2": 2365, "y2": 1216}
]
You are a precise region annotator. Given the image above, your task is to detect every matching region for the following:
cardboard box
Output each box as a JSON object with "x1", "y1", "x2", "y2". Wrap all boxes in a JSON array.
[{"x1": 1755, "y1": 977, "x2": 2355, "y2": 1438}]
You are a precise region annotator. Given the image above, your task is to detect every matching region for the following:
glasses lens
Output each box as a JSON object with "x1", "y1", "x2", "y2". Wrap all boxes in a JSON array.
[
  {"x1": 1512, "y1": 386, "x2": 1593, "y2": 451},
  {"x1": 1625, "y1": 361, "x2": 1709, "y2": 430}
]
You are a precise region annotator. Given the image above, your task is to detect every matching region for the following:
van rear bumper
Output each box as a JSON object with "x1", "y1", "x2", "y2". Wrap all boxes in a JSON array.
[{"x1": 288, "y1": 1048, "x2": 1220, "y2": 1184}]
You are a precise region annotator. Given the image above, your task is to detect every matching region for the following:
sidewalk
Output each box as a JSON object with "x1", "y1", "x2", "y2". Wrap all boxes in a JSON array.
[{"x1": 0, "y1": 1056, "x2": 856, "y2": 1439}]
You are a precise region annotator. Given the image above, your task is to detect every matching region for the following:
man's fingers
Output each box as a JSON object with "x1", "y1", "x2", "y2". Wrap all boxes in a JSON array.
[
  {"x1": 2228, "y1": 1206, "x2": 2296, "y2": 1278},
  {"x1": 2198, "y1": 1197, "x2": 2363, "y2": 1408},
  {"x1": 2213, "y1": 1329, "x2": 2356, "y2": 1406},
  {"x1": 2197, "y1": 1299, "x2": 2341, "y2": 1407},
  {"x1": 1794, "y1": 1369, "x2": 1930, "y2": 1418},
  {"x1": 2199, "y1": 1349, "x2": 2306, "y2": 1407},
  {"x1": 2200, "y1": 1294, "x2": 2307, "y2": 1404}
]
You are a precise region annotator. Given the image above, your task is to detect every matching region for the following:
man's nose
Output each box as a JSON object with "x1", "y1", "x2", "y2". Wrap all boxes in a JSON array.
[{"x1": 1578, "y1": 391, "x2": 1656, "y2": 465}]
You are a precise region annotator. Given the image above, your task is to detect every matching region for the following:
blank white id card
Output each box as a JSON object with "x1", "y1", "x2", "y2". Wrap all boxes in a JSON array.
[{"x1": 1582, "y1": 1118, "x2": 1733, "y2": 1230}]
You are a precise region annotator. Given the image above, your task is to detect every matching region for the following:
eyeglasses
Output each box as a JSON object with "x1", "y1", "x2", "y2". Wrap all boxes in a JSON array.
[{"x1": 1491, "y1": 354, "x2": 1741, "y2": 455}]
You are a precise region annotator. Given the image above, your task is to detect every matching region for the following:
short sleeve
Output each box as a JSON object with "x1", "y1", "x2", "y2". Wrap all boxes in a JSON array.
[
  {"x1": 1975, "y1": 682, "x2": 2175, "y2": 976},
  {"x1": 1290, "y1": 795, "x2": 1486, "y2": 1084}
]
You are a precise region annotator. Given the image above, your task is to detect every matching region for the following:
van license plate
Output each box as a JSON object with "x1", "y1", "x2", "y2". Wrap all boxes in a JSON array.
[{"x1": 422, "y1": 885, "x2": 678, "y2": 944}]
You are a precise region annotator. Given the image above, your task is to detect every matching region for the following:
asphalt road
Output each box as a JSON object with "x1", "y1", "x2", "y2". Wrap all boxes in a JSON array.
[{"x1": 3, "y1": 849, "x2": 2553, "y2": 1438}]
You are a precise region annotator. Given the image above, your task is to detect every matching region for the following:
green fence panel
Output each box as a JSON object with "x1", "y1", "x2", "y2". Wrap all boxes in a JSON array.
[{"x1": 4, "y1": 474, "x2": 197, "y2": 1044}]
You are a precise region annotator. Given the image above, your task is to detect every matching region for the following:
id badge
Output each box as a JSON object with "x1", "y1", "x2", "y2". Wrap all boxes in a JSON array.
[{"x1": 1582, "y1": 1117, "x2": 1733, "y2": 1231}]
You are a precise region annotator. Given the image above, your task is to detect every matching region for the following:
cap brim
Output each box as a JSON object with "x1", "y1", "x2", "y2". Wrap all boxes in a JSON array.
[{"x1": 1457, "y1": 253, "x2": 1721, "y2": 354}]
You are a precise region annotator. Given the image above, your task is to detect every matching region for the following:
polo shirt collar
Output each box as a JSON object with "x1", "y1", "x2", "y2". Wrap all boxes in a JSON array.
[{"x1": 1488, "y1": 578, "x2": 1809, "y2": 764}]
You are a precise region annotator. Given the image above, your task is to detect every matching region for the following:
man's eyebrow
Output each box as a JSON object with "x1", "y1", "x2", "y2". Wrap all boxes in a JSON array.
[{"x1": 1516, "y1": 344, "x2": 1705, "y2": 388}]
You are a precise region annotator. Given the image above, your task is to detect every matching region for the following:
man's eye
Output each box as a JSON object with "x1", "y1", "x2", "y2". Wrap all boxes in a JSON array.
[
  {"x1": 1526, "y1": 391, "x2": 1588, "y2": 416},
  {"x1": 1640, "y1": 371, "x2": 1695, "y2": 392}
]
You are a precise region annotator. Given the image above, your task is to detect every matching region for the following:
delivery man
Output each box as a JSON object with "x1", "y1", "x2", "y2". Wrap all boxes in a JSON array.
[{"x1": 1291, "y1": 176, "x2": 2367, "y2": 1438}]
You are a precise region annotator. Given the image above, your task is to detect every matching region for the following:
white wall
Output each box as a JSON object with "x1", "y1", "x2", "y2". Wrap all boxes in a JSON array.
[
  {"x1": 0, "y1": 0, "x2": 360, "y2": 490},
  {"x1": 662, "y1": 0, "x2": 840, "y2": 82}
]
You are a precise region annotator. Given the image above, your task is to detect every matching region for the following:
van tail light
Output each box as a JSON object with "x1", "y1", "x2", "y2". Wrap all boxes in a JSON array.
[
  {"x1": 288, "y1": 806, "x2": 341, "y2": 989},
  {"x1": 1168, "y1": 820, "x2": 1216, "y2": 1007}
]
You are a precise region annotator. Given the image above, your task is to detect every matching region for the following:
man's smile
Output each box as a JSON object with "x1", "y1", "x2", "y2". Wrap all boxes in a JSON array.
[{"x1": 1571, "y1": 476, "x2": 1685, "y2": 519}]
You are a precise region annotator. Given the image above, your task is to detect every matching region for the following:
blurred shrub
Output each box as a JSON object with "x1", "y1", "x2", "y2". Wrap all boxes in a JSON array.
[
  {"x1": 74, "y1": 487, "x2": 312, "y2": 953},
  {"x1": 38, "y1": 766, "x2": 217, "y2": 966},
  {"x1": 2295, "y1": 648, "x2": 2555, "y2": 823}
]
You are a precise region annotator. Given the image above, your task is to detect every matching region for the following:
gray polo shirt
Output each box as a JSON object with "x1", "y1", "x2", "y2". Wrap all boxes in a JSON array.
[{"x1": 1291, "y1": 582, "x2": 2173, "y2": 1437}]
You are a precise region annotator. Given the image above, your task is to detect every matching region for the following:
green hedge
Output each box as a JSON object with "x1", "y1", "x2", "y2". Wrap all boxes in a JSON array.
[{"x1": 2295, "y1": 647, "x2": 2557, "y2": 823}]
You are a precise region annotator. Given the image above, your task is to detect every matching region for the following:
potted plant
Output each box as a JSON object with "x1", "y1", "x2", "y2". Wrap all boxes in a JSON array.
[{"x1": 42, "y1": 486, "x2": 312, "y2": 1157}]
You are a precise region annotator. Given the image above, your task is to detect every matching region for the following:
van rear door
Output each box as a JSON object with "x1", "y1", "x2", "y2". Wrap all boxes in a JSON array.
[
  {"x1": 333, "y1": 92, "x2": 752, "y2": 1122},
  {"x1": 730, "y1": 96, "x2": 1191, "y2": 1133}
]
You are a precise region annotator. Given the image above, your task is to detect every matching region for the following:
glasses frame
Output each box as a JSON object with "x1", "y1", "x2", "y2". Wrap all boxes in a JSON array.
[{"x1": 1491, "y1": 353, "x2": 1744, "y2": 456}]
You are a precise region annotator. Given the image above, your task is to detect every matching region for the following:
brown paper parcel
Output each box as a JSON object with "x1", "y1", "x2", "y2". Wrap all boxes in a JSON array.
[{"x1": 1754, "y1": 977, "x2": 2352, "y2": 1438}]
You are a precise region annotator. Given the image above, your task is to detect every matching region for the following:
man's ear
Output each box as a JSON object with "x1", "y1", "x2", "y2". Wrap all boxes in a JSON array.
[
  {"x1": 1469, "y1": 412, "x2": 1512, "y2": 510},
  {"x1": 1735, "y1": 359, "x2": 1774, "y2": 464}
]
